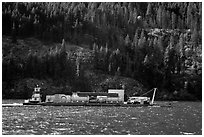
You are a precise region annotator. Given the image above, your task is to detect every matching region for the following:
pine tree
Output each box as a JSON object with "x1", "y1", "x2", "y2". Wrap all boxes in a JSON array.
[
  {"x1": 76, "y1": 54, "x2": 80, "y2": 77},
  {"x1": 156, "y1": 5, "x2": 162, "y2": 28},
  {"x1": 133, "y1": 29, "x2": 139, "y2": 48},
  {"x1": 161, "y1": 9, "x2": 168, "y2": 29},
  {"x1": 148, "y1": 38, "x2": 154, "y2": 54},
  {"x1": 11, "y1": 22, "x2": 17, "y2": 43},
  {"x1": 191, "y1": 27, "x2": 199, "y2": 50},
  {"x1": 138, "y1": 35, "x2": 146, "y2": 49},
  {"x1": 145, "y1": 3, "x2": 152, "y2": 27},
  {"x1": 146, "y1": 3, "x2": 152, "y2": 17},
  {"x1": 171, "y1": 12, "x2": 177, "y2": 29},
  {"x1": 140, "y1": 29, "x2": 145, "y2": 39},
  {"x1": 143, "y1": 54, "x2": 150, "y2": 66},
  {"x1": 133, "y1": 7, "x2": 138, "y2": 24},
  {"x1": 105, "y1": 43, "x2": 108, "y2": 54},
  {"x1": 153, "y1": 37, "x2": 163, "y2": 67},
  {"x1": 61, "y1": 39, "x2": 66, "y2": 52},
  {"x1": 153, "y1": 37, "x2": 157, "y2": 46},
  {"x1": 125, "y1": 34, "x2": 131, "y2": 46},
  {"x1": 177, "y1": 16, "x2": 183, "y2": 29},
  {"x1": 187, "y1": 3, "x2": 192, "y2": 29},
  {"x1": 157, "y1": 36, "x2": 164, "y2": 52},
  {"x1": 163, "y1": 44, "x2": 172, "y2": 89},
  {"x1": 169, "y1": 35, "x2": 174, "y2": 48},
  {"x1": 177, "y1": 33, "x2": 185, "y2": 74},
  {"x1": 178, "y1": 33, "x2": 185, "y2": 54},
  {"x1": 92, "y1": 42, "x2": 96, "y2": 52},
  {"x1": 108, "y1": 63, "x2": 111, "y2": 73}
]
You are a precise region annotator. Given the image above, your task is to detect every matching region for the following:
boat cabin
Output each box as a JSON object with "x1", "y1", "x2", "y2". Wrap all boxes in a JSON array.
[{"x1": 29, "y1": 85, "x2": 41, "y2": 103}]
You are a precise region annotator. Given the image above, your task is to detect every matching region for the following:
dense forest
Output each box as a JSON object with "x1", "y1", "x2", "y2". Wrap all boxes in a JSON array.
[{"x1": 2, "y1": 2, "x2": 202, "y2": 100}]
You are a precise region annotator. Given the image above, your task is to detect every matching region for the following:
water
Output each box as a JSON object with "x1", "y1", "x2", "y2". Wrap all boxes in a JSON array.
[{"x1": 2, "y1": 100, "x2": 202, "y2": 135}]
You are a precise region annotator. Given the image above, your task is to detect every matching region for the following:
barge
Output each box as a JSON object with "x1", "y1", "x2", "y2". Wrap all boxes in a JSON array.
[{"x1": 22, "y1": 86, "x2": 159, "y2": 107}]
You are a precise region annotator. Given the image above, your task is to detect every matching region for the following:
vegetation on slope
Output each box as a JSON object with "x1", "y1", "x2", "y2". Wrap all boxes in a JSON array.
[{"x1": 2, "y1": 2, "x2": 202, "y2": 100}]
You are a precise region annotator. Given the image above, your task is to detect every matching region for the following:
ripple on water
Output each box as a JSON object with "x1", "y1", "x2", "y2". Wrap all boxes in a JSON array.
[{"x1": 2, "y1": 102, "x2": 202, "y2": 135}]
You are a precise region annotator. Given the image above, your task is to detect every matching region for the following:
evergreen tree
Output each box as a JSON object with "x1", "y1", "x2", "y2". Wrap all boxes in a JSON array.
[
  {"x1": 161, "y1": 9, "x2": 168, "y2": 29},
  {"x1": 146, "y1": 3, "x2": 152, "y2": 17},
  {"x1": 156, "y1": 5, "x2": 162, "y2": 28},
  {"x1": 171, "y1": 12, "x2": 177, "y2": 29},
  {"x1": 125, "y1": 34, "x2": 131, "y2": 46},
  {"x1": 157, "y1": 36, "x2": 164, "y2": 52},
  {"x1": 153, "y1": 37, "x2": 163, "y2": 66},
  {"x1": 145, "y1": 3, "x2": 152, "y2": 27},
  {"x1": 177, "y1": 33, "x2": 185, "y2": 74},
  {"x1": 191, "y1": 28, "x2": 199, "y2": 49},
  {"x1": 187, "y1": 3, "x2": 192, "y2": 29},
  {"x1": 11, "y1": 22, "x2": 17, "y2": 43}
]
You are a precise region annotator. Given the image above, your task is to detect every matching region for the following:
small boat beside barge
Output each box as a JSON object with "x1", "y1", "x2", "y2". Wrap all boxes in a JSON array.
[{"x1": 23, "y1": 85, "x2": 42, "y2": 105}]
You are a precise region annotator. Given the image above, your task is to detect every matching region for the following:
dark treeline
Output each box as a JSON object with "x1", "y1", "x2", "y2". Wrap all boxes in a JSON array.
[
  {"x1": 2, "y1": 2, "x2": 202, "y2": 44},
  {"x1": 2, "y1": 39, "x2": 91, "y2": 98},
  {"x1": 2, "y1": 2, "x2": 202, "y2": 100}
]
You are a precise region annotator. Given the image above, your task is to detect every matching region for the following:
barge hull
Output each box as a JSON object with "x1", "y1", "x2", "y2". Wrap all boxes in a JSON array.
[
  {"x1": 41, "y1": 102, "x2": 154, "y2": 107},
  {"x1": 23, "y1": 103, "x2": 43, "y2": 105}
]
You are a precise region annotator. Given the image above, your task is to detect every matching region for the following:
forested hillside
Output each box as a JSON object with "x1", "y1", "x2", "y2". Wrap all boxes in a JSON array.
[{"x1": 2, "y1": 2, "x2": 202, "y2": 100}]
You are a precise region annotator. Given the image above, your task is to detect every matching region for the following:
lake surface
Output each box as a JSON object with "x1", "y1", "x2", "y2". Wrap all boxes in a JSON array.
[{"x1": 2, "y1": 100, "x2": 202, "y2": 135}]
